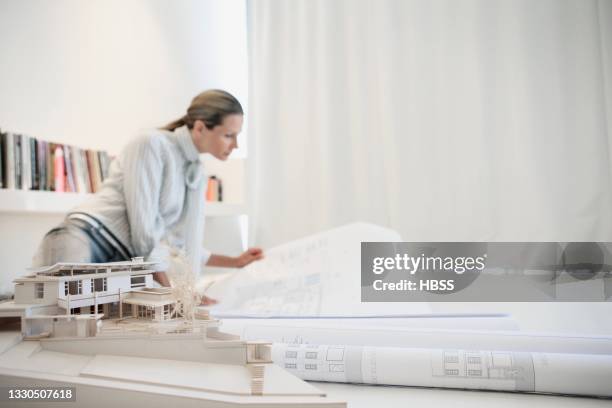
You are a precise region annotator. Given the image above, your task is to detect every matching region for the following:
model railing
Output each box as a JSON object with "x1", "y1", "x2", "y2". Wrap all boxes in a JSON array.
[
  {"x1": 57, "y1": 292, "x2": 120, "y2": 310},
  {"x1": 96, "y1": 319, "x2": 212, "y2": 336}
]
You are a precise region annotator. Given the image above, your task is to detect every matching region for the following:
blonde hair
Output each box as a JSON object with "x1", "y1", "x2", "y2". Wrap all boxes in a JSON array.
[{"x1": 162, "y1": 89, "x2": 243, "y2": 131}]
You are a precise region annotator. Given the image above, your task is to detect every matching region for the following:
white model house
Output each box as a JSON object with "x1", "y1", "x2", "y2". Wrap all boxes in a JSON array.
[{"x1": 0, "y1": 258, "x2": 183, "y2": 338}]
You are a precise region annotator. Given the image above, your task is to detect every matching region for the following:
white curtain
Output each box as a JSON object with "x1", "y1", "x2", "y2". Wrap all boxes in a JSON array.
[{"x1": 247, "y1": 0, "x2": 612, "y2": 248}]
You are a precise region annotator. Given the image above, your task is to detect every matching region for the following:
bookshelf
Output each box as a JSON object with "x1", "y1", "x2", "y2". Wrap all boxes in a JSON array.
[
  {"x1": 0, "y1": 134, "x2": 248, "y2": 296},
  {"x1": 0, "y1": 189, "x2": 247, "y2": 217}
]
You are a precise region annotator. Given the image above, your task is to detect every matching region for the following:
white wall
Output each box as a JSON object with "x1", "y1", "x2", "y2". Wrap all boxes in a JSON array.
[
  {"x1": 0, "y1": 214, "x2": 63, "y2": 295},
  {"x1": 0, "y1": 0, "x2": 248, "y2": 155},
  {"x1": 0, "y1": 0, "x2": 249, "y2": 294}
]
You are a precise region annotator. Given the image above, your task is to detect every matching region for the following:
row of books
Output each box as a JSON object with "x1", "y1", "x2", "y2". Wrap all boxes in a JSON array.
[
  {"x1": 206, "y1": 175, "x2": 223, "y2": 202},
  {"x1": 0, "y1": 130, "x2": 112, "y2": 193}
]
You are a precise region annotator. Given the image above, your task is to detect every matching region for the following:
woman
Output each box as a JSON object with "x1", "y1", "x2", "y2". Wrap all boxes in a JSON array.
[{"x1": 32, "y1": 90, "x2": 263, "y2": 288}]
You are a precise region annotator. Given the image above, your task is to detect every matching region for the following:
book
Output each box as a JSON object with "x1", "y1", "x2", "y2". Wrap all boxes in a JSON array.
[
  {"x1": 30, "y1": 137, "x2": 38, "y2": 190},
  {"x1": 206, "y1": 176, "x2": 218, "y2": 201},
  {"x1": 98, "y1": 151, "x2": 110, "y2": 181},
  {"x1": 21, "y1": 135, "x2": 30, "y2": 190},
  {"x1": 95, "y1": 151, "x2": 102, "y2": 191},
  {"x1": 5, "y1": 133, "x2": 15, "y2": 189},
  {"x1": 53, "y1": 146, "x2": 65, "y2": 192},
  {"x1": 63, "y1": 145, "x2": 76, "y2": 193},
  {"x1": 47, "y1": 141, "x2": 53, "y2": 191},
  {"x1": 0, "y1": 131, "x2": 5, "y2": 188},
  {"x1": 87, "y1": 150, "x2": 101, "y2": 192},
  {"x1": 81, "y1": 148, "x2": 92, "y2": 193},
  {"x1": 14, "y1": 134, "x2": 22, "y2": 189},
  {"x1": 72, "y1": 147, "x2": 84, "y2": 193},
  {"x1": 37, "y1": 140, "x2": 45, "y2": 191}
]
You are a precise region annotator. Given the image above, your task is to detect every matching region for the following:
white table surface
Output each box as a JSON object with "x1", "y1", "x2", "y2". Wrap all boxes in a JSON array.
[
  {"x1": 315, "y1": 382, "x2": 612, "y2": 407},
  {"x1": 313, "y1": 302, "x2": 612, "y2": 407}
]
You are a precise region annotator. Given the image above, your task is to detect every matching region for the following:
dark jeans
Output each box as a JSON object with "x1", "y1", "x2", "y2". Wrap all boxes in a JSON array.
[{"x1": 32, "y1": 218, "x2": 129, "y2": 267}]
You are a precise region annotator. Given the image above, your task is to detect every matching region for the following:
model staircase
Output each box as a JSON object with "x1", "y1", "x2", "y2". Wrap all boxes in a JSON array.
[{"x1": 250, "y1": 364, "x2": 265, "y2": 395}]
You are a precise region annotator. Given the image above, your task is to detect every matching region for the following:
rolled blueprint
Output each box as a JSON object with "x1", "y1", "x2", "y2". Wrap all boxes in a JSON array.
[
  {"x1": 240, "y1": 325, "x2": 612, "y2": 355},
  {"x1": 272, "y1": 343, "x2": 612, "y2": 397}
]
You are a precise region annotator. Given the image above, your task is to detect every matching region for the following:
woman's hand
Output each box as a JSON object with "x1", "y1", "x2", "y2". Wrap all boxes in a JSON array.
[
  {"x1": 206, "y1": 248, "x2": 265, "y2": 268},
  {"x1": 200, "y1": 295, "x2": 218, "y2": 306},
  {"x1": 153, "y1": 271, "x2": 171, "y2": 287},
  {"x1": 235, "y1": 247, "x2": 264, "y2": 268}
]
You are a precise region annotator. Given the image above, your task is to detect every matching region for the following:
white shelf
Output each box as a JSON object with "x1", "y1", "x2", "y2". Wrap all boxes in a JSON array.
[
  {"x1": 0, "y1": 189, "x2": 247, "y2": 217},
  {"x1": 0, "y1": 189, "x2": 88, "y2": 215},
  {"x1": 205, "y1": 202, "x2": 248, "y2": 217}
]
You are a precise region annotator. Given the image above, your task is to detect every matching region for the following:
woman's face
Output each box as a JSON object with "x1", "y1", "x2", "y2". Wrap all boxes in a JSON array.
[{"x1": 192, "y1": 114, "x2": 243, "y2": 160}]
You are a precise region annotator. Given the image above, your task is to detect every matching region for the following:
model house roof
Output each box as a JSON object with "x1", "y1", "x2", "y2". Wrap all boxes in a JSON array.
[{"x1": 28, "y1": 260, "x2": 157, "y2": 276}]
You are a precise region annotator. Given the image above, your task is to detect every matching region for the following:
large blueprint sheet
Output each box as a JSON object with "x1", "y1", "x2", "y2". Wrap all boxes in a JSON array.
[{"x1": 207, "y1": 223, "x2": 430, "y2": 317}]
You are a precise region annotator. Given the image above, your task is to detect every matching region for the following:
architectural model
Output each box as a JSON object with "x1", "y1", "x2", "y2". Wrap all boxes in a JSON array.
[{"x1": 0, "y1": 258, "x2": 345, "y2": 407}]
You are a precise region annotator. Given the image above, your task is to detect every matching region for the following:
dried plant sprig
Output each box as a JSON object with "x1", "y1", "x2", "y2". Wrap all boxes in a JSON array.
[{"x1": 165, "y1": 245, "x2": 202, "y2": 322}]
